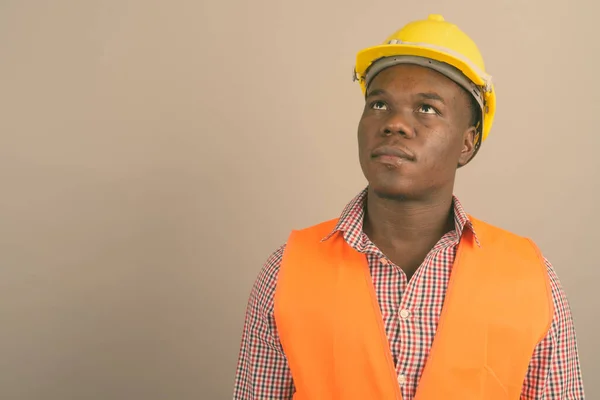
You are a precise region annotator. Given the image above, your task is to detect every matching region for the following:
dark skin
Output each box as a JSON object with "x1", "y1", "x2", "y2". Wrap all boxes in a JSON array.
[{"x1": 358, "y1": 64, "x2": 478, "y2": 280}]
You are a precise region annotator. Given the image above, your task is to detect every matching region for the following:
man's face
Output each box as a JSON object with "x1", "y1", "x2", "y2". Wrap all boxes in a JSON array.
[{"x1": 357, "y1": 63, "x2": 477, "y2": 201}]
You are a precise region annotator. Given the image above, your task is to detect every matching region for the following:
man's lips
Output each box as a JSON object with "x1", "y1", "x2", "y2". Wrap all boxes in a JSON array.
[{"x1": 371, "y1": 145, "x2": 415, "y2": 161}]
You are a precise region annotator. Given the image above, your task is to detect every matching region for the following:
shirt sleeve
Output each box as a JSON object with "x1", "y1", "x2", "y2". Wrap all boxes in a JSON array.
[
  {"x1": 520, "y1": 258, "x2": 585, "y2": 399},
  {"x1": 233, "y1": 245, "x2": 295, "y2": 400}
]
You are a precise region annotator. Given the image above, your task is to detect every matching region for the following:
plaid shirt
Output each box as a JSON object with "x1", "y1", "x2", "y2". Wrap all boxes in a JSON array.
[{"x1": 233, "y1": 188, "x2": 585, "y2": 399}]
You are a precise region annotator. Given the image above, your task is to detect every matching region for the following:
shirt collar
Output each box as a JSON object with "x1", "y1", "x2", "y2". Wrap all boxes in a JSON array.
[{"x1": 321, "y1": 187, "x2": 480, "y2": 247}]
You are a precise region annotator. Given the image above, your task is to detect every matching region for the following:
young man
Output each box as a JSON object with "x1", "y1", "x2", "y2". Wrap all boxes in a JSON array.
[{"x1": 233, "y1": 14, "x2": 585, "y2": 399}]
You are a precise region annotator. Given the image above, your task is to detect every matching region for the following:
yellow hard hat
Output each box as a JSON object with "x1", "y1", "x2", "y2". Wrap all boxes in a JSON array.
[{"x1": 353, "y1": 14, "x2": 496, "y2": 144}]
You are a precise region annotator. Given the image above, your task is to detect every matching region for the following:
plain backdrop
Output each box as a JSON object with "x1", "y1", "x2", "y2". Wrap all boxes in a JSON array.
[{"x1": 0, "y1": 0, "x2": 598, "y2": 399}]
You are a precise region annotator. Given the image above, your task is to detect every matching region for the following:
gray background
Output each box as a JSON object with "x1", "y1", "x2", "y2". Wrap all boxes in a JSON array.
[{"x1": 0, "y1": 0, "x2": 597, "y2": 398}]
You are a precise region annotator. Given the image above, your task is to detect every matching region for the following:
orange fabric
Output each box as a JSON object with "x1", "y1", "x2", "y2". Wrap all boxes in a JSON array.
[{"x1": 273, "y1": 216, "x2": 554, "y2": 400}]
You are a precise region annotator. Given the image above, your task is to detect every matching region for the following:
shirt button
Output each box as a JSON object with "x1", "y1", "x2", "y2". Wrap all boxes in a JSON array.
[
  {"x1": 397, "y1": 374, "x2": 407, "y2": 386},
  {"x1": 380, "y1": 258, "x2": 388, "y2": 265},
  {"x1": 399, "y1": 309, "x2": 411, "y2": 320}
]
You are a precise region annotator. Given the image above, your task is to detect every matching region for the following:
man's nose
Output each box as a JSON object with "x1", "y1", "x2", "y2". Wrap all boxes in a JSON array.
[{"x1": 380, "y1": 110, "x2": 415, "y2": 138}]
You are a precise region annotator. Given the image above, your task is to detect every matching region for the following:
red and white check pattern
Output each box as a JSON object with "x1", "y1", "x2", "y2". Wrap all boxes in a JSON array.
[{"x1": 233, "y1": 188, "x2": 585, "y2": 399}]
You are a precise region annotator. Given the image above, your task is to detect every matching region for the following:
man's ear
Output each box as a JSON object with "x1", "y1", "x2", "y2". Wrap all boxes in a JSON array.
[{"x1": 458, "y1": 126, "x2": 478, "y2": 167}]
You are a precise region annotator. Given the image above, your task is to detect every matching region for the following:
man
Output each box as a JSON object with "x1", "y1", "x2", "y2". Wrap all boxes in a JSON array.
[{"x1": 233, "y1": 14, "x2": 585, "y2": 399}]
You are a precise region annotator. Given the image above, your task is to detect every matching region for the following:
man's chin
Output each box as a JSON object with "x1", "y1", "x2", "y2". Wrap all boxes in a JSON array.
[
  {"x1": 369, "y1": 184, "x2": 413, "y2": 201},
  {"x1": 363, "y1": 170, "x2": 421, "y2": 201}
]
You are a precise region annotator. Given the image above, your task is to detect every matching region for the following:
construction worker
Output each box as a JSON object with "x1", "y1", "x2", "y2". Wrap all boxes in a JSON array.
[{"x1": 233, "y1": 14, "x2": 585, "y2": 399}]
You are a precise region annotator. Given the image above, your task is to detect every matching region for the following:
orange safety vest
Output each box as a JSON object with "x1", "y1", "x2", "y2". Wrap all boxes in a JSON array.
[{"x1": 273, "y1": 216, "x2": 554, "y2": 400}]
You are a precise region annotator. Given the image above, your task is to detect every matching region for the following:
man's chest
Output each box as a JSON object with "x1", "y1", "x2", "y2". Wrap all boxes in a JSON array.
[{"x1": 365, "y1": 247, "x2": 456, "y2": 398}]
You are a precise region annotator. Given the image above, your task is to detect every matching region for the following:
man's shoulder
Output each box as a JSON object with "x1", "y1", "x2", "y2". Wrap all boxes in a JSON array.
[
  {"x1": 468, "y1": 215, "x2": 535, "y2": 243},
  {"x1": 290, "y1": 217, "x2": 340, "y2": 239},
  {"x1": 288, "y1": 217, "x2": 340, "y2": 231},
  {"x1": 246, "y1": 244, "x2": 286, "y2": 314},
  {"x1": 258, "y1": 243, "x2": 287, "y2": 286},
  {"x1": 262, "y1": 217, "x2": 339, "y2": 265},
  {"x1": 252, "y1": 217, "x2": 341, "y2": 298}
]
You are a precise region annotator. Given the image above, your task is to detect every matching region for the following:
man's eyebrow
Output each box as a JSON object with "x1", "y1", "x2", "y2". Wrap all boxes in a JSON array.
[
  {"x1": 416, "y1": 92, "x2": 445, "y2": 104},
  {"x1": 365, "y1": 88, "x2": 387, "y2": 98},
  {"x1": 366, "y1": 89, "x2": 446, "y2": 104}
]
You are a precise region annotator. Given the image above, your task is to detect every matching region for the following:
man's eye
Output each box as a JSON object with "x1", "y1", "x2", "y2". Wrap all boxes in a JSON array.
[
  {"x1": 418, "y1": 104, "x2": 438, "y2": 114},
  {"x1": 370, "y1": 101, "x2": 388, "y2": 110}
]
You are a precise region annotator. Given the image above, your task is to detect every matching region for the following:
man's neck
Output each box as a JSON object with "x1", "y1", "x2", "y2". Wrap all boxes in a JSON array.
[{"x1": 363, "y1": 187, "x2": 455, "y2": 249}]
